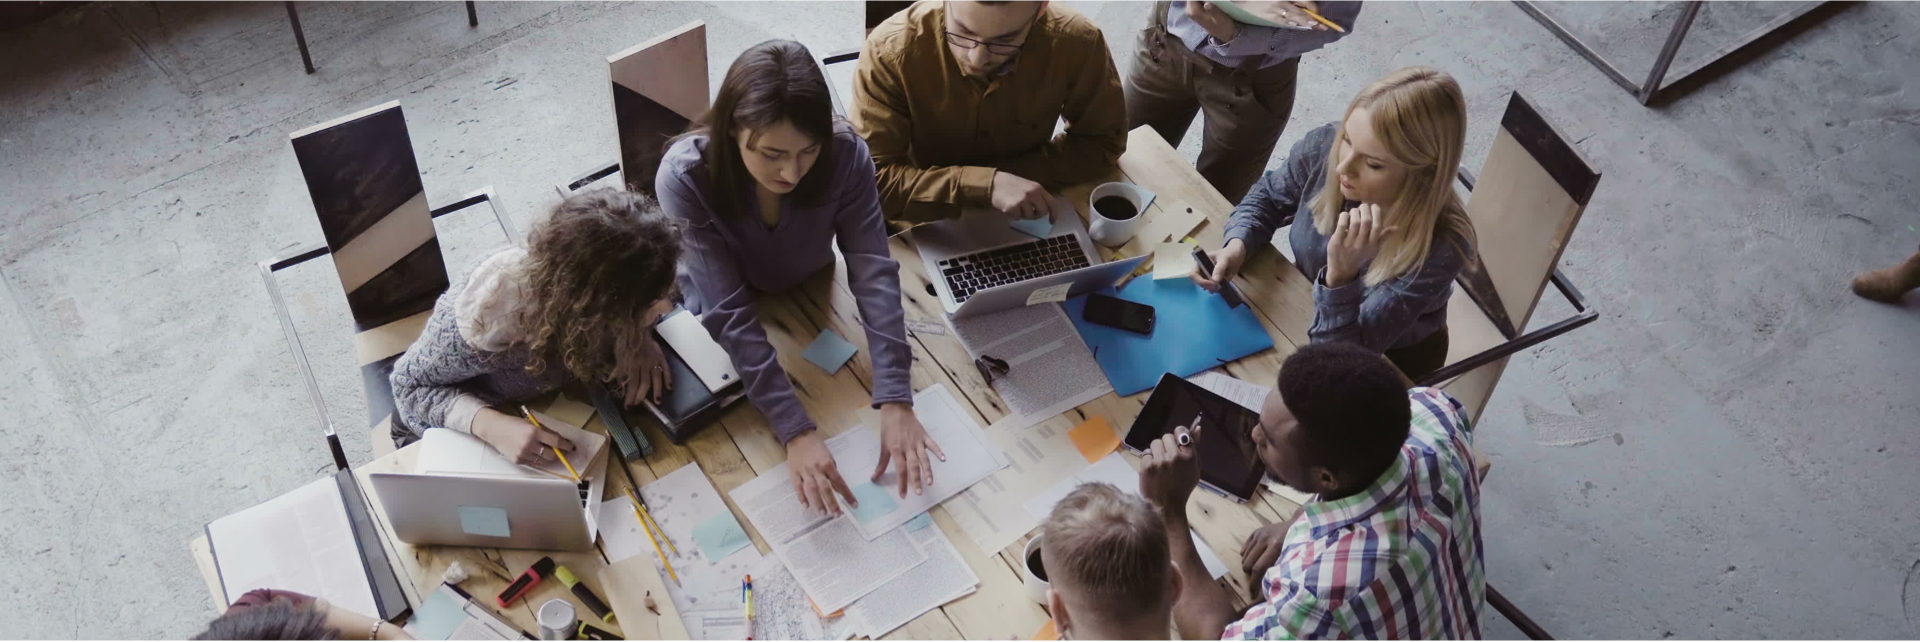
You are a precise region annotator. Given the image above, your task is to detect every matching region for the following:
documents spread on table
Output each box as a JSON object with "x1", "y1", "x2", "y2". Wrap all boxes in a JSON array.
[
  {"x1": 205, "y1": 474, "x2": 378, "y2": 618},
  {"x1": 845, "y1": 519, "x2": 979, "y2": 638},
  {"x1": 942, "y1": 414, "x2": 1098, "y2": 555},
  {"x1": 952, "y1": 303, "x2": 1112, "y2": 431},
  {"x1": 1187, "y1": 370, "x2": 1315, "y2": 507},
  {"x1": 598, "y1": 463, "x2": 762, "y2": 639},
  {"x1": 824, "y1": 385, "x2": 1005, "y2": 539},
  {"x1": 744, "y1": 555, "x2": 860, "y2": 641},
  {"x1": 1022, "y1": 453, "x2": 1230, "y2": 580},
  {"x1": 731, "y1": 462, "x2": 928, "y2": 614}
]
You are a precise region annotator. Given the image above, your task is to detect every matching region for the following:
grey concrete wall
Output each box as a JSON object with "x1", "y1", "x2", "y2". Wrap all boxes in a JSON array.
[{"x1": 0, "y1": 1, "x2": 1915, "y2": 638}]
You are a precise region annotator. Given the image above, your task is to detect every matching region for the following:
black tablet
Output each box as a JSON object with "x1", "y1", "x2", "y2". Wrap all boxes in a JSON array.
[{"x1": 1124, "y1": 373, "x2": 1267, "y2": 502}]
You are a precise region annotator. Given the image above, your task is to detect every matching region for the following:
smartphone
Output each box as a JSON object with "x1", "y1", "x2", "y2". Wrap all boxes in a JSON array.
[
  {"x1": 1191, "y1": 247, "x2": 1246, "y2": 308},
  {"x1": 1083, "y1": 294, "x2": 1155, "y2": 335}
]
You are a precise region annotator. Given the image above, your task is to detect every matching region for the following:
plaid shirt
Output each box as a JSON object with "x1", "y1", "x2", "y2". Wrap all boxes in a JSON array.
[{"x1": 1223, "y1": 387, "x2": 1485, "y2": 640}]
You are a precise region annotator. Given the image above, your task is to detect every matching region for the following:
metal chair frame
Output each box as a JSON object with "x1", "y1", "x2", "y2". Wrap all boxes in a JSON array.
[{"x1": 284, "y1": 1, "x2": 480, "y2": 74}]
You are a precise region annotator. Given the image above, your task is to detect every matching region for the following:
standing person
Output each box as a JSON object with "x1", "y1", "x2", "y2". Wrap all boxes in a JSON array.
[
  {"x1": 657, "y1": 40, "x2": 943, "y2": 513},
  {"x1": 1127, "y1": 1, "x2": 1360, "y2": 203},
  {"x1": 1193, "y1": 66, "x2": 1474, "y2": 380},
  {"x1": 853, "y1": 0, "x2": 1128, "y2": 225},
  {"x1": 1040, "y1": 483, "x2": 1181, "y2": 640},
  {"x1": 389, "y1": 188, "x2": 681, "y2": 462},
  {"x1": 1138, "y1": 342, "x2": 1485, "y2": 640},
  {"x1": 1851, "y1": 245, "x2": 1920, "y2": 303}
]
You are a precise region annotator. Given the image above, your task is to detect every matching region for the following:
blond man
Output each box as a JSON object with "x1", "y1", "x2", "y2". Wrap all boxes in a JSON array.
[{"x1": 1040, "y1": 483, "x2": 1183, "y2": 640}]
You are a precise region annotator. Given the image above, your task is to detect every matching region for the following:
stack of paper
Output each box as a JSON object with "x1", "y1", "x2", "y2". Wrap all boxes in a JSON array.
[
  {"x1": 598, "y1": 463, "x2": 762, "y2": 639},
  {"x1": 830, "y1": 385, "x2": 1007, "y2": 539}
]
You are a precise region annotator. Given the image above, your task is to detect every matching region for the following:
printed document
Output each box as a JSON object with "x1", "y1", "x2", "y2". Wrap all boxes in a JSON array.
[
  {"x1": 207, "y1": 475, "x2": 378, "y2": 618},
  {"x1": 598, "y1": 464, "x2": 765, "y2": 638},
  {"x1": 731, "y1": 465, "x2": 929, "y2": 613},
  {"x1": 941, "y1": 415, "x2": 1094, "y2": 556},
  {"x1": 825, "y1": 385, "x2": 1006, "y2": 539},
  {"x1": 952, "y1": 303, "x2": 1111, "y2": 431},
  {"x1": 847, "y1": 520, "x2": 979, "y2": 638},
  {"x1": 746, "y1": 555, "x2": 860, "y2": 641}
]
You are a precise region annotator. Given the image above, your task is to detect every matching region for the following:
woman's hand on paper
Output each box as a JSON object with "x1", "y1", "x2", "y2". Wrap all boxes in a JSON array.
[
  {"x1": 472, "y1": 408, "x2": 572, "y2": 466},
  {"x1": 876, "y1": 403, "x2": 948, "y2": 498},
  {"x1": 1191, "y1": 238, "x2": 1248, "y2": 293},
  {"x1": 789, "y1": 430, "x2": 856, "y2": 515}
]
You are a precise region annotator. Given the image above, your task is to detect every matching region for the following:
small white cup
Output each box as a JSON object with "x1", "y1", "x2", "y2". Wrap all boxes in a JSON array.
[
  {"x1": 1021, "y1": 533, "x2": 1050, "y2": 605},
  {"x1": 1088, "y1": 182, "x2": 1149, "y2": 248}
]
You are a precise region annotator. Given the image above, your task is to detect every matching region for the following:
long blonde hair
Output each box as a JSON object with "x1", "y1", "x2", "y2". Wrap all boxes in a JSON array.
[{"x1": 1310, "y1": 67, "x2": 1476, "y2": 287}]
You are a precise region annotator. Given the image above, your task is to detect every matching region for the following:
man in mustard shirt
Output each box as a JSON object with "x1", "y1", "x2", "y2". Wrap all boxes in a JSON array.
[{"x1": 853, "y1": 1, "x2": 1128, "y2": 225}]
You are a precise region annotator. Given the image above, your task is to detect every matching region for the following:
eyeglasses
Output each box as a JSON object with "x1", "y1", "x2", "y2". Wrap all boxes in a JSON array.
[{"x1": 946, "y1": 30, "x2": 1025, "y2": 56}]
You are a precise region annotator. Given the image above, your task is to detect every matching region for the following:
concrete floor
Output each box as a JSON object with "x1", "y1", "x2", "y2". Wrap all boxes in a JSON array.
[{"x1": 2, "y1": 1, "x2": 1916, "y2": 638}]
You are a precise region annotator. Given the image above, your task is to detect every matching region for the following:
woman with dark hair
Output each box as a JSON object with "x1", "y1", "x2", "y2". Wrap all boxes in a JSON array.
[
  {"x1": 389, "y1": 188, "x2": 682, "y2": 463},
  {"x1": 657, "y1": 39, "x2": 941, "y2": 514},
  {"x1": 193, "y1": 589, "x2": 409, "y2": 640}
]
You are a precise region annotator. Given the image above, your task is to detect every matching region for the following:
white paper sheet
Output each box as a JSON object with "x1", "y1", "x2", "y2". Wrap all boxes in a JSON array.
[
  {"x1": 731, "y1": 466, "x2": 930, "y2": 613},
  {"x1": 846, "y1": 522, "x2": 981, "y2": 638},
  {"x1": 952, "y1": 304, "x2": 1113, "y2": 431},
  {"x1": 1022, "y1": 453, "x2": 1230, "y2": 580},
  {"x1": 825, "y1": 385, "x2": 1006, "y2": 539},
  {"x1": 942, "y1": 415, "x2": 1093, "y2": 556},
  {"x1": 599, "y1": 464, "x2": 767, "y2": 638},
  {"x1": 207, "y1": 475, "x2": 378, "y2": 618},
  {"x1": 747, "y1": 555, "x2": 860, "y2": 641}
]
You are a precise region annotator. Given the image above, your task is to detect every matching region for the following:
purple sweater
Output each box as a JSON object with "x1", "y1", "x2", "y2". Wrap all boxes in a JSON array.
[{"x1": 656, "y1": 127, "x2": 914, "y2": 443}]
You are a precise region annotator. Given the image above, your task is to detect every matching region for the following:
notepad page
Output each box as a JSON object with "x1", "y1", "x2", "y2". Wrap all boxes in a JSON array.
[{"x1": 207, "y1": 475, "x2": 378, "y2": 618}]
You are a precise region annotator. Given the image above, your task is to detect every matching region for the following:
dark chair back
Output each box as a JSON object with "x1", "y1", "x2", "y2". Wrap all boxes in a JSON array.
[{"x1": 609, "y1": 21, "x2": 710, "y2": 196}]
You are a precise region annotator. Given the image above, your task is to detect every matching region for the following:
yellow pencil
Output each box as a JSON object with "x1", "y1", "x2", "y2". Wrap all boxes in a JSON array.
[
  {"x1": 641, "y1": 502, "x2": 679, "y2": 555},
  {"x1": 624, "y1": 486, "x2": 680, "y2": 584},
  {"x1": 1300, "y1": 6, "x2": 1345, "y2": 33},
  {"x1": 521, "y1": 406, "x2": 581, "y2": 482}
]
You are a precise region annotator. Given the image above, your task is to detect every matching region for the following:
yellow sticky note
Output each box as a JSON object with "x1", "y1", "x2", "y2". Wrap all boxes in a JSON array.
[
  {"x1": 1067, "y1": 416, "x2": 1121, "y2": 464},
  {"x1": 1033, "y1": 621, "x2": 1060, "y2": 640},
  {"x1": 1151, "y1": 242, "x2": 1197, "y2": 280}
]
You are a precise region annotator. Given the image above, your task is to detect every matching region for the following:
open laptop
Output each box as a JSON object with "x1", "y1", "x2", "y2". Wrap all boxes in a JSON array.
[
  {"x1": 913, "y1": 195, "x2": 1147, "y2": 318},
  {"x1": 367, "y1": 427, "x2": 604, "y2": 551}
]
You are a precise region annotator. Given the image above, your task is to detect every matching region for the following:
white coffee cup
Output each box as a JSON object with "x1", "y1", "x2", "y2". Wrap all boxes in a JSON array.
[
  {"x1": 1088, "y1": 182, "x2": 1149, "y2": 248},
  {"x1": 1021, "y1": 533, "x2": 1051, "y2": 605}
]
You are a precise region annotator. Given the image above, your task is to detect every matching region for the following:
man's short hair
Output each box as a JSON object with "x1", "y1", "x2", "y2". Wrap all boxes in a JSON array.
[
  {"x1": 1041, "y1": 483, "x2": 1172, "y2": 620},
  {"x1": 1276, "y1": 343, "x2": 1412, "y2": 484}
]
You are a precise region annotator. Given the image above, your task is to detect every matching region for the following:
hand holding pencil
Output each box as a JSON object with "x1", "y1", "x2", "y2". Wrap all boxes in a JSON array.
[{"x1": 472, "y1": 407, "x2": 574, "y2": 466}]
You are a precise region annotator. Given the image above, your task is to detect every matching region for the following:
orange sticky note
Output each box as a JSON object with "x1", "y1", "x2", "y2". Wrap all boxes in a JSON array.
[
  {"x1": 1032, "y1": 621, "x2": 1059, "y2": 641},
  {"x1": 1067, "y1": 416, "x2": 1121, "y2": 464}
]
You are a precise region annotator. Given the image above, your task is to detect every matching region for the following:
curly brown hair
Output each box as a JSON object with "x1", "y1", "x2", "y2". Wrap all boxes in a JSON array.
[{"x1": 515, "y1": 188, "x2": 682, "y2": 384}]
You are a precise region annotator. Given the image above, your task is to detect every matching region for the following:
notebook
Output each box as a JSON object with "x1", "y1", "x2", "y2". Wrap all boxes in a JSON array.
[{"x1": 205, "y1": 469, "x2": 410, "y2": 620}]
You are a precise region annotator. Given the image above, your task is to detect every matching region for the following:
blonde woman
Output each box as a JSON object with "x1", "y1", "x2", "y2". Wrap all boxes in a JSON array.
[{"x1": 1194, "y1": 66, "x2": 1475, "y2": 379}]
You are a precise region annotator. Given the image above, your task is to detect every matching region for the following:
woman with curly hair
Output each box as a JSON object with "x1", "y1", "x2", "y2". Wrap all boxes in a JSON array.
[
  {"x1": 388, "y1": 188, "x2": 681, "y2": 463},
  {"x1": 657, "y1": 39, "x2": 941, "y2": 513}
]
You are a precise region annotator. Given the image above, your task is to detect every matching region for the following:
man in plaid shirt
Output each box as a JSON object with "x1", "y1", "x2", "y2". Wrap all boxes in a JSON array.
[{"x1": 1140, "y1": 343, "x2": 1485, "y2": 639}]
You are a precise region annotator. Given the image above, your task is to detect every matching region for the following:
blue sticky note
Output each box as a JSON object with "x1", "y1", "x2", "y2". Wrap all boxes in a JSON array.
[
  {"x1": 1009, "y1": 216, "x2": 1054, "y2": 239},
  {"x1": 801, "y1": 329, "x2": 859, "y2": 374},
  {"x1": 905, "y1": 512, "x2": 934, "y2": 531},
  {"x1": 411, "y1": 587, "x2": 469, "y2": 640},
  {"x1": 457, "y1": 506, "x2": 511, "y2": 538},
  {"x1": 1063, "y1": 278, "x2": 1275, "y2": 396},
  {"x1": 850, "y1": 482, "x2": 900, "y2": 525},
  {"x1": 691, "y1": 512, "x2": 751, "y2": 562}
]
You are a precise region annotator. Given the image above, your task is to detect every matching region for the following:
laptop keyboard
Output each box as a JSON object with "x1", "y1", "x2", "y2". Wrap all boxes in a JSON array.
[{"x1": 938, "y1": 235, "x2": 1091, "y2": 303}]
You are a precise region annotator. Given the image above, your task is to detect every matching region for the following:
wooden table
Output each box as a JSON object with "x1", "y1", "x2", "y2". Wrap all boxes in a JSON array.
[{"x1": 192, "y1": 126, "x2": 1325, "y2": 639}]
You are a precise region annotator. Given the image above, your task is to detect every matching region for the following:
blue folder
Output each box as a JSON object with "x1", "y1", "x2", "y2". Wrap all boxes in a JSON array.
[{"x1": 1063, "y1": 277, "x2": 1276, "y2": 396}]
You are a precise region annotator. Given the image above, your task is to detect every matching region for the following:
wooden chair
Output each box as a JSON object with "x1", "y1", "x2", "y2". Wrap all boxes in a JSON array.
[
  {"x1": 262, "y1": 101, "x2": 520, "y2": 469},
  {"x1": 1416, "y1": 92, "x2": 1601, "y2": 641},
  {"x1": 560, "y1": 21, "x2": 710, "y2": 197}
]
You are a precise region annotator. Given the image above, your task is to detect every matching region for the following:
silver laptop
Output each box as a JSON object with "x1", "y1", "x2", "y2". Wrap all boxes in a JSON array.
[
  {"x1": 367, "y1": 471, "x2": 595, "y2": 551},
  {"x1": 914, "y1": 195, "x2": 1147, "y2": 318}
]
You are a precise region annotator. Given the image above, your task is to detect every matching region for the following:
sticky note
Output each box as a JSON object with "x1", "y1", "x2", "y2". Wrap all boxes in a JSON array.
[
  {"x1": 1009, "y1": 216, "x2": 1054, "y2": 239},
  {"x1": 1134, "y1": 185, "x2": 1158, "y2": 212},
  {"x1": 410, "y1": 587, "x2": 469, "y2": 640},
  {"x1": 801, "y1": 329, "x2": 859, "y2": 374},
  {"x1": 691, "y1": 512, "x2": 751, "y2": 562},
  {"x1": 1067, "y1": 416, "x2": 1121, "y2": 464},
  {"x1": 1152, "y1": 242, "x2": 1197, "y2": 280},
  {"x1": 849, "y1": 482, "x2": 901, "y2": 524},
  {"x1": 1032, "y1": 621, "x2": 1059, "y2": 641},
  {"x1": 1025, "y1": 283, "x2": 1072, "y2": 306},
  {"x1": 457, "y1": 506, "x2": 511, "y2": 538},
  {"x1": 905, "y1": 512, "x2": 934, "y2": 531}
]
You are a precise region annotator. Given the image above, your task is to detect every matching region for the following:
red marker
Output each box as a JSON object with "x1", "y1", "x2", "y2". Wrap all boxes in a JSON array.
[{"x1": 497, "y1": 556, "x2": 555, "y2": 608}]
